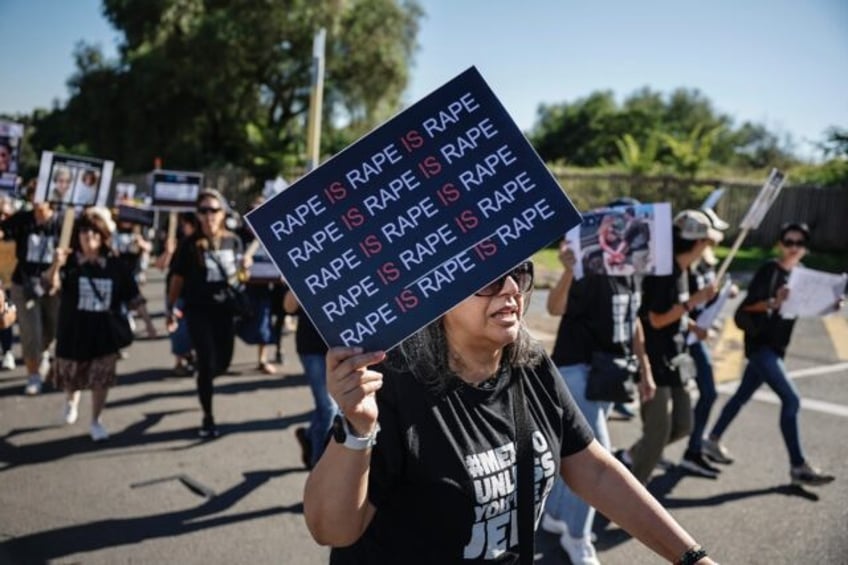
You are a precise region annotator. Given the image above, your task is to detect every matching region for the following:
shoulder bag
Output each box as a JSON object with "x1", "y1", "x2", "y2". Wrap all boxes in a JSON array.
[
  {"x1": 208, "y1": 245, "x2": 253, "y2": 320},
  {"x1": 512, "y1": 376, "x2": 534, "y2": 565},
  {"x1": 733, "y1": 265, "x2": 779, "y2": 337}
]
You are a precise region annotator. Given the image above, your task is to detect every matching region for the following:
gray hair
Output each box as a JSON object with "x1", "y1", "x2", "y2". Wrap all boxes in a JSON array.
[{"x1": 386, "y1": 316, "x2": 545, "y2": 395}]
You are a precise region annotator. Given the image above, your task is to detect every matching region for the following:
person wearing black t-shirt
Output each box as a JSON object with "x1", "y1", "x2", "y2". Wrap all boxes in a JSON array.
[
  {"x1": 706, "y1": 223, "x2": 837, "y2": 486},
  {"x1": 541, "y1": 240, "x2": 656, "y2": 563},
  {"x1": 0, "y1": 201, "x2": 62, "y2": 395},
  {"x1": 284, "y1": 290, "x2": 333, "y2": 469},
  {"x1": 304, "y1": 261, "x2": 717, "y2": 565},
  {"x1": 619, "y1": 211, "x2": 719, "y2": 484},
  {"x1": 45, "y1": 210, "x2": 144, "y2": 442},
  {"x1": 167, "y1": 189, "x2": 245, "y2": 438}
]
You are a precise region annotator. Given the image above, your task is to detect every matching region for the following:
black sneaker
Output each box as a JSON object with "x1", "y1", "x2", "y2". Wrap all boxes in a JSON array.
[
  {"x1": 790, "y1": 463, "x2": 835, "y2": 487},
  {"x1": 198, "y1": 416, "x2": 219, "y2": 439},
  {"x1": 702, "y1": 437, "x2": 734, "y2": 464},
  {"x1": 680, "y1": 450, "x2": 720, "y2": 478},
  {"x1": 295, "y1": 427, "x2": 313, "y2": 469}
]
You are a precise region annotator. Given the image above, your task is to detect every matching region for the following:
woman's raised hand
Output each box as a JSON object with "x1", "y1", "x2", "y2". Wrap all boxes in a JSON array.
[{"x1": 326, "y1": 346, "x2": 386, "y2": 436}]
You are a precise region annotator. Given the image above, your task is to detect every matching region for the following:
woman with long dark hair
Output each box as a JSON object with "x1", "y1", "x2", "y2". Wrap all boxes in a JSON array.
[{"x1": 167, "y1": 189, "x2": 244, "y2": 438}]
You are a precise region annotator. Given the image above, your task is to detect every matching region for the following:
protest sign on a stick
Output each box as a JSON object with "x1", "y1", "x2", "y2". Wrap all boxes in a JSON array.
[
  {"x1": 687, "y1": 278, "x2": 733, "y2": 345},
  {"x1": 35, "y1": 151, "x2": 114, "y2": 208},
  {"x1": 0, "y1": 121, "x2": 24, "y2": 194},
  {"x1": 564, "y1": 202, "x2": 672, "y2": 279},
  {"x1": 149, "y1": 170, "x2": 203, "y2": 210},
  {"x1": 716, "y1": 168, "x2": 786, "y2": 281},
  {"x1": 246, "y1": 66, "x2": 582, "y2": 351},
  {"x1": 117, "y1": 204, "x2": 156, "y2": 227}
]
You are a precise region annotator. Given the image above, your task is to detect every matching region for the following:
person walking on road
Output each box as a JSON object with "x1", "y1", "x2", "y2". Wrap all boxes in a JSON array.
[
  {"x1": 167, "y1": 189, "x2": 244, "y2": 438},
  {"x1": 304, "y1": 261, "x2": 717, "y2": 565},
  {"x1": 541, "y1": 240, "x2": 656, "y2": 564},
  {"x1": 45, "y1": 209, "x2": 144, "y2": 441},
  {"x1": 678, "y1": 208, "x2": 735, "y2": 478},
  {"x1": 705, "y1": 222, "x2": 836, "y2": 486},
  {"x1": 617, "y1": 211, "x2": 719, "y2": 484},
  {"x1": 0, "y1": 200, "x2": 61, "y2": 395}
]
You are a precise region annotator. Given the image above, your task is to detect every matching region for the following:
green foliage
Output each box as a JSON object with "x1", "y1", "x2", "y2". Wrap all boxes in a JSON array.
[
  {"x1": 614, "y1": 132, "x2": 659, "y2": 175},
  {"x1": 789, "y1": 159, "x2": 848, "y2": 188},
  {"x1": 529, "y1": 86, "x2": 797, "y2": 172},
  {"x1": 28, "y1": 0, "x2": 422, "y2": 181}
]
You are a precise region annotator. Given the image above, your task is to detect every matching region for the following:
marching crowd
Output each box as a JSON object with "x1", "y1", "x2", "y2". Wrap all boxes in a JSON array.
[{"x1": 1, "y1": 183, "x2": 841, "y2": 565}]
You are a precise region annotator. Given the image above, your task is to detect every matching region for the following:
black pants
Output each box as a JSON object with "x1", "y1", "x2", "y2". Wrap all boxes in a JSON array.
[{"x1": 185, "y1": 304, "x2": 235, "y2": 420}]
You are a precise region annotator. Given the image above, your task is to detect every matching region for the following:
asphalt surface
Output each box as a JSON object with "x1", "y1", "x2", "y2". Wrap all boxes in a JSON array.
[{"x1": 1, "y1": 272, "x2": 846, "y2": 564}]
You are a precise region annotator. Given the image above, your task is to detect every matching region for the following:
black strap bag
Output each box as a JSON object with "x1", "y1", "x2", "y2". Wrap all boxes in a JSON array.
[
  {"x1": 84, "y1": 275, "x2": 134, "y2": 350},
  {"x1": 733, "y1": 265, "x2": 779, "y2": 337},
  {"x1": 208, "y1": 248, "x2": 253, "y2": 320},
  {"x1": 585, "y1": 350, "x2": 638, "y2": 403}
]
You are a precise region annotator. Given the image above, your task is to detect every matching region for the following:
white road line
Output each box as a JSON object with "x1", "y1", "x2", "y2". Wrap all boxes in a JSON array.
[{"x1": 716, "y1": 361, "x2": 848, "y2": 418}]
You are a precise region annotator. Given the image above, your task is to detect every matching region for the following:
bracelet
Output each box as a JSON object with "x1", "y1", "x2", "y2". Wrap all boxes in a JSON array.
[
  {"x1": 676, "y1": 544, "x2": 708, "y2": 565},
  {"x1": 681, "y1": 300, "x2": 692, "y2": 313}
]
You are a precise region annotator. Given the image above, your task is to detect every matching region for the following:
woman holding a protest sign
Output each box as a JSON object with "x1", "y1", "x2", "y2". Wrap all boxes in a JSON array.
[
  {"x1": 45, "y1": 208, "x2": 144, "y2": 441},
  {"x1": 616, "y1": 210, "x2": 719, "y2": 484},
  {"x1": 705, "y1": 223, "x2": 835, "y2": 486},
  {"x1": 540, "y1": 238, "x2": 656, "y2": 563},
  {"x1": 167, "y1": 189, "x2": 245, "y2": 439},
  {"x1": 304, "y1": 261, "x2": 716, "y2": 565},
  {"x1": 0, "y1": 200, "x2": 62, "y2": 395}
]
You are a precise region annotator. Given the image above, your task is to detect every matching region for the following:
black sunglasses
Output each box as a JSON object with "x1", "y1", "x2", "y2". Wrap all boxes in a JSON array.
[
  {"x1": 197, "y1": 206, "x2": 223, "y2": 215},
  {"x1": 781, "y1": 238, "x2": 806, "y2": 248},
  {"x1": 475, "y1": 262, "x2": 534, "y2": 297}
]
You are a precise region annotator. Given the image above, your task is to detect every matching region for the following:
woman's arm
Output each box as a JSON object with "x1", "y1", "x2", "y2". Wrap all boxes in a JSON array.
[
  {"x1": 562, "y1": 441, "x2": 715, "y2": 564},
  {"x1": 283, "y1": 289, "x2": 299, "y2": 315},
  {"x1": 303, "y1": 346, "x2": 385, "y2": 546},
  {"x1": 44, "y1": 248, "x2": 69, "y2": 293},
  {"x1": 547, "y1": 242, "x2": 576, "y2": 316},
  {"x1": 632, "y1": 318, "x2": 656, "y2": 402}
]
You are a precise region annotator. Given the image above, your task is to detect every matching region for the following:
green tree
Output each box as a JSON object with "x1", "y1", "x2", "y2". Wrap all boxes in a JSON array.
[
  {"x1": 30, "y1": 0, "x2": 422, "y2": 180},
  {"x1": 659, "y1": 124, "x2": 723, "y2": 178},
  {"x1": 615, "y1": 132, "x2": 659, "y2": 176}
]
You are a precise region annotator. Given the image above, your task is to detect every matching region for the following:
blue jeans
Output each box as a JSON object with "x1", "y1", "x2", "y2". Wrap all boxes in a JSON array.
[
  {"x1": 710, "y1": 346, "x2": 804, "y2": 466},
  {"x1": 686, "y1": 341, "x2": 717, "y2": 453},
  {"x1": 300, "y1": 354, "x2": 338, "y2": 467},
  {"x1": 544, "y1": 364, "x2": 611, "y2": 539},
  {"x1": 169, "y1": 297, "x2": 192, "y2": 357}
]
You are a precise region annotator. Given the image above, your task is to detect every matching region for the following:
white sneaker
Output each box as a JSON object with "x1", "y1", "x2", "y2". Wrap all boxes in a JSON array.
[
  {"x1": 63, "y1": 401, "x2": 79, "y2": 425},
  {"x1": 90, "y1": 421, "x2": 109, "y2": 442},
  {"x1": 541, "y1": 512, "x2": 567, "y2": 535},
  {"x1": 1, "y1": 351, "x2": 15, "y2": 370},
  {"x1": 559, "y1": 533, "x2": 600, "y2": 565},
  {"x1": 24, "y1": 374, "x2": 42, "y2": 395}
]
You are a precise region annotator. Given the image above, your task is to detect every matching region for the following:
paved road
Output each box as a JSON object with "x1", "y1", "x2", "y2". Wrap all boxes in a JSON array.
[{"x1": 1, "y1": 274, "x2": 846, "y2": 564}]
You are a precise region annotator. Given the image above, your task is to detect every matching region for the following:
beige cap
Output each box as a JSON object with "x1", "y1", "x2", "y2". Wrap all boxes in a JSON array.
[{"x1": 674, "y1": 209, "x2": 723, "y2": 243}]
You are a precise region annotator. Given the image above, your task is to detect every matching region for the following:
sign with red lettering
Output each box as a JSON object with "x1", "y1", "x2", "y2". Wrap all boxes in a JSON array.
[{"x1": 245, "y1": 66, "x2": 581, "y2": 350}]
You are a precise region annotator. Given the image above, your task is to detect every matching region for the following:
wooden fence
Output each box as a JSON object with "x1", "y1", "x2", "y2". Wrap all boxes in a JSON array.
[{"x1": 113, "y1": 167, "x2": 848, "y2": 252}]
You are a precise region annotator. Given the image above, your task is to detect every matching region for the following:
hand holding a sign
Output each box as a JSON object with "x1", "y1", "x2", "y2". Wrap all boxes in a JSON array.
[{"x1": 325, "y1": 347, "x2": 386, "y2": 436}]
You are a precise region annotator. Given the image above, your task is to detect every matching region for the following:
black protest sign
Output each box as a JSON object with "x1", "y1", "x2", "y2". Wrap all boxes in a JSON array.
[
  {"x1": 150, "y1": 170, "x2": 203, "y2": 210},
  {"x1": 116, "y1": 204, "x2": 155, "y2": 227},
  {"x1": 246, "y1": 67, "x2": 581, "y2": 351}
]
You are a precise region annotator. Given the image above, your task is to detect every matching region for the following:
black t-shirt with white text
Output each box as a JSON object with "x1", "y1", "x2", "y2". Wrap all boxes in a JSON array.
[
  {"x1": 170, "y1": 232, "x2": 243, "y2": 308},
  {"x1": 330, "y1": 351, "x2": 594, "y2": 564},
  {"x1": 740, "y1": 260, "x2": 794, "y2": 358},
  {"x1": 551, "y1": 275, "x2": 640, "y2": 365},
  {"x1": 639, "y1": 262, "x2": 689, "y2": 387},
  {"x1": 0, "y1": 210, "x2": 62, "y2": 284},
  {"x1": 55, "y1": 253, "x2": 141, "y2": 360}
]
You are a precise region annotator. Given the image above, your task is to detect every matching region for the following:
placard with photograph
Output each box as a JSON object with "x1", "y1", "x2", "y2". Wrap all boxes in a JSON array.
[
  {"x1": 246, "y1": 66, "x2": 582, "y2": 351},
  {"x1": 0, "y1": 120, "x2": 24, "y2": 194},
  {"x1": 565, "y1": 202, "x2": 673, "y2": 279},
  {"x1": 150, "y1": 170, "x2": 203, "y2": 210},
  {"x1": 114, "y1": 182, "x2": 136, "y2": 204},
  {"x1": 34, "y1": 151, "x2": 114, "y2": 207}
]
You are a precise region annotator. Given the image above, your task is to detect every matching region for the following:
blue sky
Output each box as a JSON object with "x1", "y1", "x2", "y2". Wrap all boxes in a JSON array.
[{"x1": 2, "y1": 0, "x2": 846, "y2": 159}]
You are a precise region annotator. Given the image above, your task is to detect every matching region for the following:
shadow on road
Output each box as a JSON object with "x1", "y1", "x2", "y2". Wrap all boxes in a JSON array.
[
  {"x1": 2, "y1": 467, "x2": 305, "y2": 564},
  {"x1": 0, "y1": 410, "x2": 310, "y2": 471}
]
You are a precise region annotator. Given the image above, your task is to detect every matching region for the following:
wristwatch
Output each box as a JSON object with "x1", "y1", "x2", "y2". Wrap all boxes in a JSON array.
[{"x1": 332, "y1": 414, "x2": 380, "y2": 450}]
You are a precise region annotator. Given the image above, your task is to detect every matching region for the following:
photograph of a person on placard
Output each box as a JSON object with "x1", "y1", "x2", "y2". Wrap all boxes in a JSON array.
[
  {"x1": 597, "y1": 213, "x2": 632, "y2": 275},
  {"x1": 49, "y1": 165, "x2": 75, "y2": 204},
  {"x1": 71, "y1": 168, "x2": 100, "y2": 206},
  {"x1": 0, "y1": 140, "x2": 14, "y2": 174}
]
